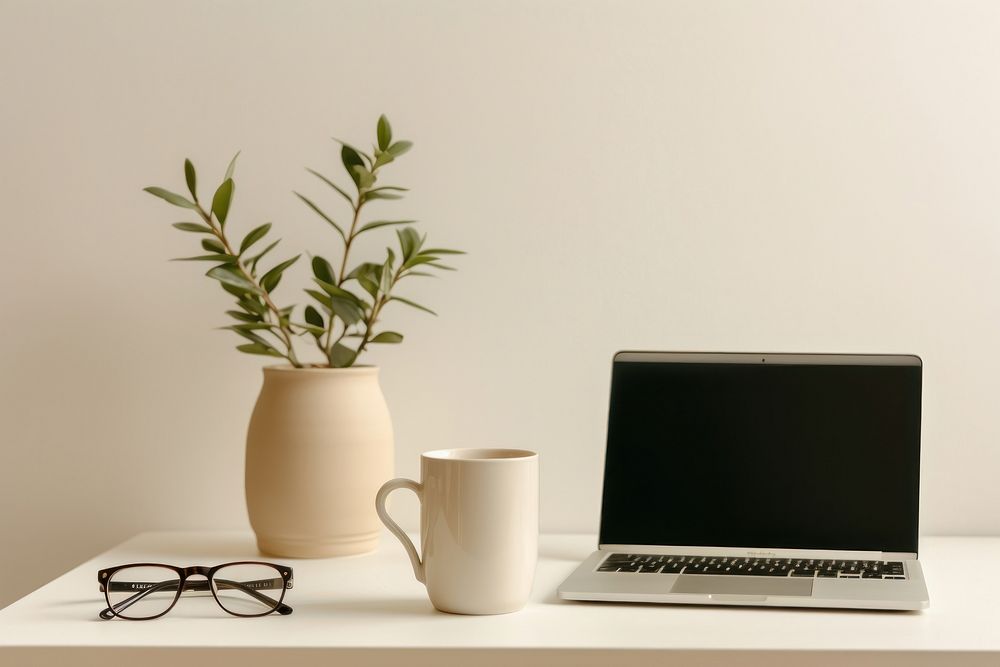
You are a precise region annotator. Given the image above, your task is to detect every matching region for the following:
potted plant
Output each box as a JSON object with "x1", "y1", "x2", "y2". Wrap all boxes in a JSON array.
[{"x1": 145, "y1": 116, "x2": 462, "y2": 557}]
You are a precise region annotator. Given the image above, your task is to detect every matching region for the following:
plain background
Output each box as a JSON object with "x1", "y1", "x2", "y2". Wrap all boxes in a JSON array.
[{"x1": 2, "y1": 0, "x2": 999, "y2": 609}]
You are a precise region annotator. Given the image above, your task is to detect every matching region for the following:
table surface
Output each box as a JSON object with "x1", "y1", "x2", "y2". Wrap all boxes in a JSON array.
[{"x1": 1, "y1": 532, "x2": 998, "y2": 666}]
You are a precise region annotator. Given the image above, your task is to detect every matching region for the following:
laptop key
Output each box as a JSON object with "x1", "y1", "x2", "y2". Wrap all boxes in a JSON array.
[{"x1": 603, "y1": 556, "x2": 632, "y2": 565}]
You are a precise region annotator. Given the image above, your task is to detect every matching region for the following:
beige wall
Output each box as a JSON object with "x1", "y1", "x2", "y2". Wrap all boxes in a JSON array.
[{"x1": 2, "y1": 0, "x2": 999, "y2": 608}]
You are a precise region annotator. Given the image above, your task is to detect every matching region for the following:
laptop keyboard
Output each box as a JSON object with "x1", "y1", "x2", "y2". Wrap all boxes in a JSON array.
[{"x1": 598, "y1": 553, "x2": 907, "y2": 579}]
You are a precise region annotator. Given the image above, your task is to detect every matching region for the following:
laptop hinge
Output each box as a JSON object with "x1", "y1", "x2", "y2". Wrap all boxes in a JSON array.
[{"x1": 599, "y1": 544, "x2": 919, "y2": 560}]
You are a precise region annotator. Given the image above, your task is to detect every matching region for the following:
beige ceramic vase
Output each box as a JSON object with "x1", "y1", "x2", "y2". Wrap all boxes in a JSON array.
[{"x1": 245, "y1": 365, "x2": 393, "y2": 558}]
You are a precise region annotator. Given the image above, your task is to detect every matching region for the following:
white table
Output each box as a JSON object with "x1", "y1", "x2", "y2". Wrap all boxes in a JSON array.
[{"x1": 0, "y1": 532, "x2": 998, "y2": 666}]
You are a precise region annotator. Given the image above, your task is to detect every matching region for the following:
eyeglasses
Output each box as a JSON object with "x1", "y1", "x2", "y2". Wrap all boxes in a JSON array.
[{"x1": 98, "y1": 562, "x2": 293, "y2": 620}]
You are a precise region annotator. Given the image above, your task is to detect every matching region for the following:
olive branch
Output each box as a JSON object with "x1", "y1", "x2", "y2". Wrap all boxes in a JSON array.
[{"x1": 144, "y1": 115, "x2": 462, "y2": 368}]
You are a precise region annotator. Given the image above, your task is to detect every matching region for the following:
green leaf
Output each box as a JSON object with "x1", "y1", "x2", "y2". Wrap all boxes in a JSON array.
[
  {"x1": 386, "y1": 140, "x2": 412, "y2": 157},
  {"x1": 212, "y1": 179, "x2": 234, "y2": 226},
  {"x1": 344, "y1": 262, "x2": 381, "y2": 298},
  {"x1": 306, "y1": 286, "x2": 332, "y2": 304},
  {"x1": 237, "y1": 342, "x2": 283, "y2": 357},
  {"x1": 357, "y1": 277, "x2": 378, "y2": 297},
  {"x1": 224, "y1": 151, "x2": 241, "y2": 181},
  {"x1": 201, "y1": 237, "x2": 226, "y2": 254},
  {"x1": 239, "y1": 223, "x2": 272, "y2": 254},
  {"x1": 305, "y1": 293, "x2": 332, "y2": 316},
  {"x1": 144, "y1": 186, "x2": 197, "y2": 209},
  {"x1": 223, "y1": 322, "x2": 273, "y2": 332},
  {"x1": 226, "y1": 310, "x2": 260, "y2": 323},
  {"x1": 219, "y1": 282, "x2": 247, "y2": 297},
  {"x1": 380, "y1": 257, "x2": 394, "y2": 294},
  {"x1": 341, "y1": 145, "x2": 365, "y2": 187},
  {"x1": 353, "y1": 165, "x2": 375, "y2": 190},
  {"x1": 421, "y1": 248, "x2": 466, "y2": 255},
  {"x1": 427, "y1": 262, "x2": 457, "y2": 271},
  {"x1": 345, "y1": 262, "x2": 380, "y2": 280},
  {"x1": 184, "y1": 159, "x2": 197, "y2": 201},
  {"x1": 371, "y1": 331, "x2": 403, "y2": 344},
  {"x1": 206, "y1": 266, "x2": 262, "y2": 294},
  {"x1": 172, "y1": 253, "x2": 235, "y2": 263},
  {"x1": 314, "y1": 277, "x2": 363, "y2": 303},
  {"x1": 367, "y1": 185, "x2": 409, "y2": 194},
  {"x1": 306, "y1": 168, "x2": 354, "y2": 206},
  {"x1": 304, "y1": 305, "x2": 324, "y2": 329},
  {"x1": 295, "y1": 321, "x2": 325, "y2": 336},
  {"x1": 231, "y1": 327, "x2": 270, "y2": 345},
  {"x1": 312, "y1": 256, "x2": 335, "y2": 284},
  {"x1": 238, "y1": 298, "x2": 268, "y2": 315},
  {"x1": 377, "y1": 115, "x2": 392, "y2": 151},
  {"x1": 364, "y1": 191, "x2": 402, "y2": 201},
  {"x1": 172, "y1": 222, "x2": 213, "y2": 233},
  {"x1": 260, "y1": 255, "x2": 301, "y2": 292},
  {"x1": 330, "y1": 297, "x2": 365, "y2": 325},
  {"x1": 334, "y1": 139, "x2": 373, "y2": 166},
  {"x1": 330, "y1": 342, "x2": 357, "y2": 368},
  {"x1": 402, "y1": 255, "x2": 443, "y2": 270},
  {"x1": 390, "y1": 295, "x2": 437, "y2": 316},
  {"x1": 396, "y1": 227, "x2": 422, "y2": 260},
  {"x1": 294, "y1": 192, "x2": 345, "y2": 240},
  {"x1": 358, "y1": 219, "x2": 416, "y2": 234},
  {"x1": 248, "y1": 239, "x2": 280, "y2": 273}
]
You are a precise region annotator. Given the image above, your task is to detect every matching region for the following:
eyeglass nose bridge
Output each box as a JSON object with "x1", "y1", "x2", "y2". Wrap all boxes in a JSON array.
[
  {"x1": 181, "y1": 565, "x2": 214, "y2": 578},
  {"x1": 179, "y1": 570, "x2": 215, "y2": 595}
]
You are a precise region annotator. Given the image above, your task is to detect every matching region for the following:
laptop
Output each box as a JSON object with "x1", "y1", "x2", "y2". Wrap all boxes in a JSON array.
[{"x1": 558, "y1": 351, "x2": 929, "y2": 611}]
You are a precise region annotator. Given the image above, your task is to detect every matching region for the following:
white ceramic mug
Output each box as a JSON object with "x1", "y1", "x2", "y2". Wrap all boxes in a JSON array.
[{"x1": 375, "y1": 448, "x2": 539, "y2": 615}]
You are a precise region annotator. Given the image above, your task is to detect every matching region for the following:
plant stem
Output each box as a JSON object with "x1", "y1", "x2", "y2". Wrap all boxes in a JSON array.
[
  {"x1": 337, "y1": 202, "x2": 364, "y2": 285},
  {"x1": 196, "y1": 205, "x2": 302, "y2": 368},
  {"x1": 321, "y1": 190, "x2": 367, "y2": 362},
  {"x1": 355, "y1": 264, "x2": 404, "y2": 358}
]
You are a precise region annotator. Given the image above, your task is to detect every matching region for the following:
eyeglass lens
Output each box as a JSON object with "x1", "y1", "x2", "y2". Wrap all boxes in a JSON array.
[
  {"x1": 211, "y1": 563, "x2": 286, "y2": 616},
  {"x1": 106, "y1": 565, "x2": 181, "y2": 619}
]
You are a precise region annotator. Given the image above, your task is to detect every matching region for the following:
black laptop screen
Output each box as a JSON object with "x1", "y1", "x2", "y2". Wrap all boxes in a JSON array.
[{"x1": 599, "y1": 358, "x2": 921, "y2": 554}]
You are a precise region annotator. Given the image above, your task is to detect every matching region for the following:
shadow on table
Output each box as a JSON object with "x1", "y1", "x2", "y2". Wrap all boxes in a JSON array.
[
  {"x1": 48, "y1": 597, "x2": 267, "y2": 622},
  {"x1": 292, "y1": 597, "x2": 438, "y2": 616},
  {"x1": 543, "y1": 588, "x2": 915, "y2": 615}
]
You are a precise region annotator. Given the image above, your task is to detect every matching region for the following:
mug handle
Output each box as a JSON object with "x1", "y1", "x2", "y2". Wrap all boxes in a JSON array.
[{"x1": 375, "y1": 478, "x2": 425, "y2": 583}]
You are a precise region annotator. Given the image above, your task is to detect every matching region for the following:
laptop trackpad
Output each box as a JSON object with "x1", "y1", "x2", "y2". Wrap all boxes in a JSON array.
[{"x1": 671, "y1": 575, "x2": 814, "y2": 597}]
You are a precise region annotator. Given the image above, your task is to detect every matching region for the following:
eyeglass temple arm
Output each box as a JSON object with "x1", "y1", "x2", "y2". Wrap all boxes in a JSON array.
[
  {"x1": 99, "y1": 581, "x2": 176, "y2": 620},
  {"x1": 99, "y1": 578, "x2": 292, "y2": 619}
]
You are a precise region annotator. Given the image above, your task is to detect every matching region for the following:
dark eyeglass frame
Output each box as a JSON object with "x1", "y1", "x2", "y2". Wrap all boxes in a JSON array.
[{"x1": 98, "y1": 561, "x2": 294, "y2": 620}]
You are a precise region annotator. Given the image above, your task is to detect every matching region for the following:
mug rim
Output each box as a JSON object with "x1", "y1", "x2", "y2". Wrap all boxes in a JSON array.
[{"x1": 422, "y1": 448, "x2": 537, "y2": 462}]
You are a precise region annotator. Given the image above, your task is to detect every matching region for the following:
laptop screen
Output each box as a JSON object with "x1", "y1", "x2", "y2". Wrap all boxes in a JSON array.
[{"x1": 599, "y1": 355, "x2": 922, "y2": 554}]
